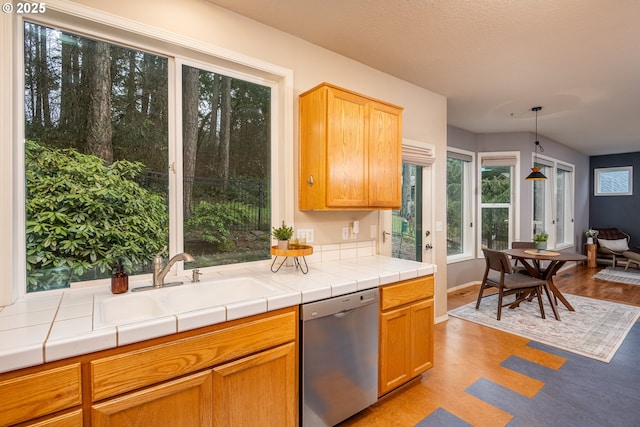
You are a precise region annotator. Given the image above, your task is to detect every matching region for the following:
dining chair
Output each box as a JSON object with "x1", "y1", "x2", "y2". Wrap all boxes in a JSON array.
[
  {"x1": 511, "y1": 241, "x2": 536, "y2": 275},
  {"x1": 476, "y1": 248, "x2": 546, "y2": 320}
]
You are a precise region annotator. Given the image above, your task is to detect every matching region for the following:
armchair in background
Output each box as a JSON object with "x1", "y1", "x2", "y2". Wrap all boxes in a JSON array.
[{"x1": 593, "y1": 228, "x2": 631, "y2": 267}]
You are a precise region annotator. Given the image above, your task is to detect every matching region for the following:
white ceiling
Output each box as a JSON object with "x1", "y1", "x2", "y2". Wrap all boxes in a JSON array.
[{"x1": 206, "y1": 0, "x2": 640, "y2": 156}]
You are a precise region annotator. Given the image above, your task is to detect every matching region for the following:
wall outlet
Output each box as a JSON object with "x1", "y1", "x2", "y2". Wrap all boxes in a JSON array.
[
  {"x1": 342, "y1": 226, "x2": 349, "y2": 240},
  {"x1": 297, "y1": 228, "x2": 314, "y2": 243}
]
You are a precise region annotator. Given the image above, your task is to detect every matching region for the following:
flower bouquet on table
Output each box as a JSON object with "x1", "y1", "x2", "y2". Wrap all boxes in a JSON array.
[{"x1": 585, "y1": 229, "x2": 599, "y2": 244}]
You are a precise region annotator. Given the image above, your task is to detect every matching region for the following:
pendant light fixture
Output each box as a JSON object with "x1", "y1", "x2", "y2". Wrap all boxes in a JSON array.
[{"x1": 525, "y1": 106, "x2": 547, "y2": 181}]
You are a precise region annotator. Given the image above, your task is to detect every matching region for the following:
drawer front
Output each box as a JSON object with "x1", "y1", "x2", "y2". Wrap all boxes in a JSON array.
[
  {"x1": 380, "y1": 276, "x2": 434, "y2": 311},
  {"x1": 0, "y1": 364, "x2": 82, "y2": 426},
  {"x1": 91, "y1": 308, "x2": 297, "y2": 401},
  {"x1": 24, "y1": 409, "x2": 83, "y2": 427}
]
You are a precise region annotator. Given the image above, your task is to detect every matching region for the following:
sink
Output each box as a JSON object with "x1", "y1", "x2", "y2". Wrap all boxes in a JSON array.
[
  {"x1": 93, "y1": 276, "x2": 282, "y2": 328},
  {"x1": 162, "y1": 277, "x2": 281, "y2": 313},
  {"x1": 94, "y1": 292, "x2": 169, "y2": 328}
]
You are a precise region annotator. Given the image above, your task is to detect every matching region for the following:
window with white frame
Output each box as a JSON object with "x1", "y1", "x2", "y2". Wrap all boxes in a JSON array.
[
  {"x1": 555, "y1": 163, "x2": 574, "y2": 247},
  {"x1": 446, "y1": 149, "x2": 474, "y2": 260},
  {"x1": 531, "y1": 156, "x2": 575, "y2": 249},
  {"x1": 594, "y1": 166, "x2": 633, "y2": 196},
  {"x1": 479, "y1": 153, "x2": 517, "y2": 252},
  {"x1": 20, "y1": 17, "x2": 287, "y2": 293}
]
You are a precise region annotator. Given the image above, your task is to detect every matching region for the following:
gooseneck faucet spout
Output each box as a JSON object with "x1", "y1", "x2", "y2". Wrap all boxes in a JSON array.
[{"x1": 153, "y1": 247, "x2": 195, "y2": 288}]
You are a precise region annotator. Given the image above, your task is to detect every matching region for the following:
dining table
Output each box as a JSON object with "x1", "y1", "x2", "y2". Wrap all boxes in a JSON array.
[{"x1": 503, "y1": 248, "x2": 587, "y2": 320}]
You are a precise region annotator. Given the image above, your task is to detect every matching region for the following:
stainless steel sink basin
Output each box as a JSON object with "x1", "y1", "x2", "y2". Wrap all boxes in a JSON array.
[{"x1": 93, "y1": 276, "x2": 282, "y2": 328}]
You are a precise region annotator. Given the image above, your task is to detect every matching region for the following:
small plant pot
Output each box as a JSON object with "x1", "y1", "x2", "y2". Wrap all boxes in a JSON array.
[
  {"x1": 277, "y1": 240, "x2": 289, "y2": 250},
  {"x1": 587, "y1": 237, "x2": 594, "y2": 244},
  {"x1": 536, "y1": 242, "x2": 547, "y2": 253}
]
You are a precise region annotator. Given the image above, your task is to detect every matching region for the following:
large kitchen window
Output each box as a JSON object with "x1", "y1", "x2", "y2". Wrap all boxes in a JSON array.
[
  {"x1": 21, "y1": 19, "x2": 280, "y2": 293},
  {"x1": 446, "y1": 149, "x2": 474, "y2": 261},
  {"x1": 478, "y1": 153, "x2": 518, "y2": 252}
]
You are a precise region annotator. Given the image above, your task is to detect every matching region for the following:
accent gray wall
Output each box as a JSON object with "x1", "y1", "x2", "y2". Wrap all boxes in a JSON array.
[{"x1": 589, "y1": 152, "x2": 640, "y2": 248}]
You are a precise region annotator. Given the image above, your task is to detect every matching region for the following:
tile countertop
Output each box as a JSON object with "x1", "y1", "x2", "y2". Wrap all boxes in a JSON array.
[{"x1": 0, "y1": 255, "x2": 435, "y2": 374}]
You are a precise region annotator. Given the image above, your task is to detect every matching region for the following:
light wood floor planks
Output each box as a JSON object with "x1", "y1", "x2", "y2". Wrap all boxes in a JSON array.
[{"x1": 339, "y1": 264, "x2": 640, "y2": 426}]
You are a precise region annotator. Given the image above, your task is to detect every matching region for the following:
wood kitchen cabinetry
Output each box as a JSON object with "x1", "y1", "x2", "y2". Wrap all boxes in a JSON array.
[
  {"x1": 0, "y1": 364, "x2": 82, "y2": 427},
  {"x1": 0, "y1": 307, "x2": 297, "y2": 427},
  {"x1": 299, "y1": 82, "x2": 403, "y2": 210},
  {"x1": 378, "y1": 276, "x2": 434, "y2": 396},
  {"x1": 92, "y1": 370, "x2": 213, "y2": 427}
]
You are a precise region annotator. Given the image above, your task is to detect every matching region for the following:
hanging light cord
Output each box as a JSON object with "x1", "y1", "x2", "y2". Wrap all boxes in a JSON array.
[{"x1": 533, "y1": 107, "x2": 544, "y2": 159}]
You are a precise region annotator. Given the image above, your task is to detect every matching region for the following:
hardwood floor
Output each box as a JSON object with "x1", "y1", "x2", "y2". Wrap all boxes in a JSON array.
[{"x1": 339, "y1": 264, "x2": 640, "y2": 427}]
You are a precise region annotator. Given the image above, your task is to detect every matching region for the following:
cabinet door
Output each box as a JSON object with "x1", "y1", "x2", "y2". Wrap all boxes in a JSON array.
[
  {"x1": 325, "y1": 87, "x2": 369, "y2": 207},
  {"x1": 212, "y1": 342, "x2": 297, "y2": 427},
  {"x1": 92, "y1": 370, "x2": 213, "y2": 427},
  {"x1": 411, "y1": 298, "x2": 434, "y2": 376},
  {"x1": 368, "y1": 101, "x2": 402, "y2": 208},
  {"x1": 0, "y1": 364, "x2": 81, "y2": 426},
  {"x1": 379, "y1": 305, "x2": 412, "y2": 396},
  {"x1": 24, "y1": 409, "x2": 83, "y2": 427}
]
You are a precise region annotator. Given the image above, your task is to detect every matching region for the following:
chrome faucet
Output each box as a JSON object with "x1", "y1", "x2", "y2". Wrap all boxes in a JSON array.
[{"x1": 153, "y1": 247, "x2": 195, "y2": 288}]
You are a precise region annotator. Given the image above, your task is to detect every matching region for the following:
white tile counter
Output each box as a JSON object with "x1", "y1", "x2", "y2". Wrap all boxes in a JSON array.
[{"x1": 0, "y1": 254, "x2": 435, "y2": 374}]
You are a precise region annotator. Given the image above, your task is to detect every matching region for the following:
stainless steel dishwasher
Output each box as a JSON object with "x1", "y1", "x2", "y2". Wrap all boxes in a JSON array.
[{"x1": 300, "y1": 288, "x2": 379, "y2": 427}]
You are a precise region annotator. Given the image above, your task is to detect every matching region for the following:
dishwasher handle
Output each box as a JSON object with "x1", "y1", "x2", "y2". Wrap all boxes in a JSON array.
[{"x1": 333, "y1": 308, "x2": 355, "y2": 318}]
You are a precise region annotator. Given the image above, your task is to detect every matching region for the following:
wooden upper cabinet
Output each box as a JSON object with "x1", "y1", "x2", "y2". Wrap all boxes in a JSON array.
[
  {"x1": 368, "y1": 101, "x2": 402, "y2": 207},
  {"x1": 299, "y1": 83, "x2": 403, "y2": 210}
]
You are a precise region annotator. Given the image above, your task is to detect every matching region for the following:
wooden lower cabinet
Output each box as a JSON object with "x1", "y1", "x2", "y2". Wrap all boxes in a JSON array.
[
  {"x1": 379, "y1": 305, "x2": 412, "y2": 393},
  {"x1": 92, "y1": 370, "x2": 213, "y2": 427},
  {"x1": 378, "y1": 276, "x2": 434, "y2": 396},
  {"x1": 0, "y1": 307, "x2": 297, "y2": 427},
  {"x1": 212, "y1": 342, "x2": 297, "y2": 427},
  {"x1": 23, "y1": 410, "x2": 83, "y2": 427},
  {"x1": 410, "y1": 298, "x2": 434, "y2": 376},
  {"x1": 0, "y1": 364, "x2": 82, "y2": 426}
]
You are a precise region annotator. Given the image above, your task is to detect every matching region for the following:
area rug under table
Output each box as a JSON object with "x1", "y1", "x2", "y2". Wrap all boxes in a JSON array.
[
  {"x1": 448, "y1": 294, "x2": 640, "y2": 362},
  {"x1": 593, "y1": 266, "x2": 640, "y2": 285}
]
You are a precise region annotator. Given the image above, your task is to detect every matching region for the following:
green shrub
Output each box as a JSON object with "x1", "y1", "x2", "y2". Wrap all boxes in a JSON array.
[
  {"x1": 185, "y1": 200, "x2": 252, "y2": 251},
  {"x1": 25, "y1": 141, "x2": 168, "y2": 291}
]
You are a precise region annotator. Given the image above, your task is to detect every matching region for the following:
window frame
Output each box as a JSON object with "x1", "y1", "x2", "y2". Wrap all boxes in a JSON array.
[
  {"x1": 477, "y1": 152, "x2": 520, "y2": 256},
  {"x1": 530, "y1": 153, "x2": 575, "y2": 250},
  {"x1": 594, "y1": 166, "x2": 633, "y2": 196},
  {"x1": 8, "y1": 7, "x2": 294, "y2": 300},
  {"x1": 446, "y1": 148, "x2": 475, "y2": 263}
]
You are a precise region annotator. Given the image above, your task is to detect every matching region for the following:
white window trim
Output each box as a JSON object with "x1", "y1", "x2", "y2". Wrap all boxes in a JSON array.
[
  {"x1": 477, "y1": 151, "x2": 521, "y2": 257},
  {"x1": 3, "y1": 3, "x2": 294, "y2": 303},
  {"x1": 594, "y1": 166, "x2": 633, "y2": 196},
  {"x1": 530, "y1": 153, "x2": 575, "y2": 250},
  {"x1": 446, "y1": 147, "x2": 475, "y2": 264}
]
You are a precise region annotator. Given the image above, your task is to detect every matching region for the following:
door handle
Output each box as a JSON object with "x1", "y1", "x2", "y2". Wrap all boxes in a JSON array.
[{"x1": 382, "y1": 231, "x2": 390, "y2": 243}]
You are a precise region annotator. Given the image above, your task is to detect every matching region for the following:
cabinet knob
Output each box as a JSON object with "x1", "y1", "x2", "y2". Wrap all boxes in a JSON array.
[{"x1": 307, "y1": 175, "x2": 314, "y2": 186}]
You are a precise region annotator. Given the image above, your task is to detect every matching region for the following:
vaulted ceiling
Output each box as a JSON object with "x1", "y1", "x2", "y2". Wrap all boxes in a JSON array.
[{"x1": 207, "y1": 0, "x2": 640, "y2": 156}]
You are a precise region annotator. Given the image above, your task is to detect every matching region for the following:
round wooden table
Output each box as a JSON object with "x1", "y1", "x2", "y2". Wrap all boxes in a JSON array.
[{"x1": 503, "y1": 248, "x2": 587, "y2": 320}]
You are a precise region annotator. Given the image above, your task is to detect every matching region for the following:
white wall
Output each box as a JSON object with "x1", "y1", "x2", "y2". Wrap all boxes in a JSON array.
[{"x1": 1, "y1": 0, "x2": 449, "y2": 319}]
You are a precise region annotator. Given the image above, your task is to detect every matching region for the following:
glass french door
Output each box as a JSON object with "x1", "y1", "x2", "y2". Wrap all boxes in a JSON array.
[{"x1": 382, "y1": 163, "x2": 433, "y2": 264}]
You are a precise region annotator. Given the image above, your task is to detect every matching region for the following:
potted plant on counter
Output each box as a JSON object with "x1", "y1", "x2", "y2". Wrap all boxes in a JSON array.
[
  {"x1": 585, "y1": 229, "x2": 599, "y2": 244},
  {"x1": 533, "y1": 231, "x2": 549, "y2": 253},
  {"x1": 272, "y1": 221, "x2": 294, "y2": 250}
]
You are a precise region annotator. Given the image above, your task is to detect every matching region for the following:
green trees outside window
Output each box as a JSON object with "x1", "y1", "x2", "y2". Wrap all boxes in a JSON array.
[
  {"x1": 481, "y1": 165, "x2": 512, "y2": 250},
  {"x1": 23, "y1": 21, "x2": 271, "y2": 292}
]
